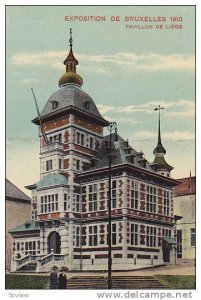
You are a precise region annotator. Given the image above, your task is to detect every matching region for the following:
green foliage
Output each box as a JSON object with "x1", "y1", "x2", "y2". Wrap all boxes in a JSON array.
[
  {"x1": 155, "y1": 275, "x2": 196, "y2": 289},
  {"x1": 6, "y1": 274, "x2": 49, "y2": 289}
]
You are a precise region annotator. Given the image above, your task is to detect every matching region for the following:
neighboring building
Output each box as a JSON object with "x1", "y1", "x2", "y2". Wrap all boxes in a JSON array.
[
  {"x1": 6, "y1": 179, "x2": 31, "y2": 271},
  {"x1": 174, "y1": 175, "x2": 196, "y2": 260},
  {"x1": 9, "y1": 31, "x2": 179, "y2": 272}
]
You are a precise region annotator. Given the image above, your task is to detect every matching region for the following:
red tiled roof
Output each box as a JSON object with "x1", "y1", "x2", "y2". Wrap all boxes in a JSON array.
[{"x1": 174, "y1": 176, "x2": 196, "y2": 196}]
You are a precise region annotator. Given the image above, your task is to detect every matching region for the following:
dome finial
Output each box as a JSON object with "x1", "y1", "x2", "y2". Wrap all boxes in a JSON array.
[{"x1": 59, "y1": 29, "x2": 83, "y2": 87}]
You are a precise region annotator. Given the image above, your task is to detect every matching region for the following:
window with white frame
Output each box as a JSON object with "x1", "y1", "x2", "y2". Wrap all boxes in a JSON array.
[
  {"x1": 76, "y1": 195, "x2": 80, "y2": 212},
  {"x1": 59, "y1": 158, "x2": 62, "y2": 170},
  {"x1": 131, "y1": 223, "x2": 139, "y2": 245},
  {"x1": 46, "y1": 160, "x2": 52, "y2": 171},
  {"x1": 76, "y1": 132, "x2": 80, "y2": 144},
  {"x1": 88, "y1": 184, "x2": 98, "y2": 211},
  {"x1": 107, "y1": 180, "x2": 117, "y2": 209},
  {"x1": 111, "y1": 180, "x2": 117, "y2": 208},
  {"x1": 49, "y1": 133, "x2": 62, "y2": 144},
  {"x1": 64, "y1": 193, "x2": 68, "y2": 211},
  {"x1": 146, "y1": 185, "x2": 157, "y2": 213},
  {"x1": 191, "y1": 228, "x2": 196, "y2": 246},
  {"x1": 89, "y1": 137, "x2": 94, "y2": 149},
  {"x1": 76, "y1": 159, "x2": 81, "y2": 170},
  {"x1": 75, "y1": 226, "x2": 81, "y2": 247},
  {"x1": 146, "y1": 226, "x2": 157, "y2": 247},
  {"x1": 164, "y1": 190, "x2": 170, "y2": 216},
  {"x1": 162, "y1": 228, "x2": 171, "y2": 237},
  {"x1": 107, "y1": 223, "x2": 117, "y2": 245},
  {"x1": 131, "y1": 181, "x2": 139, "y2": 209},
  {"x1": 89, "y1": 225, "x2": 98, "y2": 246},
  {"x1": 24, "y1": 240, "x2": 37, "y2": 255},
  {"x1": 81, "y1": 134, "x2": 84, "y2": 146},
  {"x1": 40, "y1": 194, "x2": 58, "y2": 213},
  {"x1": 76, "y1": 131, "x2": 85, "y2": 146}
]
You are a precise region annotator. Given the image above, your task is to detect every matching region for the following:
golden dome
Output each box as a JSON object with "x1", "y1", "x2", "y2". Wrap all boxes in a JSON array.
[{"x1": 58, "y1": 72, "x2": 83, "y2": 87}]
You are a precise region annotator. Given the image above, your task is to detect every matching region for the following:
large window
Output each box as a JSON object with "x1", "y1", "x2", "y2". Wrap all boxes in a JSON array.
[
  {"x1": 75, "y1": 226, "x2": 81, "y2": 247},
  {"x1": 111, "y1": 180, "x2": 117, "y2": 208},
  {"x1": 64, "y1": 193, "x2": 68, "y2": 211},
  {"x1": 164, "y1": 190, "x2": 170, "y2": 216},
  {"x1": 88, "y1": 184, "x2": 98, "y2": 211},
  {"x1": 191, "y1": 228, "x2": 196, "y2": 246},
  {"x1": 107, "y1": 223, "x2": 117, "y2": 245},
  {"x1": 107, "y1": 180, "x2": 117, "y2": 209},
  {"x1": 89, "y1": 137, "x2": 94, "y2": 149},
  {"x1": 89, "y1": 225, "x2": 98, "y2": 246},
  {"x1": 76, "y1": 131, "x2": 85, "y2": 146},
  {"x1": 146, "y1": 185, "x2": 157, "y2": 213},
  {"x1": 41, "y1": 194, "x2": 58, "y2": 213},
  {"x1": 131, "y1": 181, "x2": 139, "y2": 209},
  {"x1": 177, "y1": 229, "x2": 182, "y2": 258},
  {"x1": 146, "y1": 226, "x2": 157, "y2": 247},
  {"x1": 131, "y1": 223, "x2": 138, "y2": 245},
  {"x1": 46, "y1": 160, "x2": 52, "y2": 171}
]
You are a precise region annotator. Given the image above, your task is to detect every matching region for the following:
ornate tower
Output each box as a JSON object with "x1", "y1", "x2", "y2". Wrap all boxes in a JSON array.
[
  {"x1": 26, "y1": 29, "x2": 108, "y2": 268},
  {"x1": 153, "y1": 105, "x2": 173, "y2": 177}
]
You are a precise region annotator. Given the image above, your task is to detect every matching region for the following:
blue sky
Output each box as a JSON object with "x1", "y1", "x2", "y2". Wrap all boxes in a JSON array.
[{"x1": 6, "y1": 5, "x2": 195, "y2": 194}]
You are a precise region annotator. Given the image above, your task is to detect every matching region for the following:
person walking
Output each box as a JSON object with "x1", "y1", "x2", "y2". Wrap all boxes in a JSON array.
[
  {"x1": 49, "y1": 265, "x2": 58, "y2": 289},
  {"x1": 58, "y1": 266, "x2": 68, "y2": 289}
]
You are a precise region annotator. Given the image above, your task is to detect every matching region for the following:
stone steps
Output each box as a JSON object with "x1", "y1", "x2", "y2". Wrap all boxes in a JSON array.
[
  {"x1": 17, "y1": 262, "x2": 37, "y2": 272},
  {"x1": 66, "y1": 276, "x2": 169, "y2": 289}
]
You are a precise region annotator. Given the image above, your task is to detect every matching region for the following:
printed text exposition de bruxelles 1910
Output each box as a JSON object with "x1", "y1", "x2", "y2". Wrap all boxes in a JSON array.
[{"x1": 64, "y1": 16, "x2": 173, "y2": 22}]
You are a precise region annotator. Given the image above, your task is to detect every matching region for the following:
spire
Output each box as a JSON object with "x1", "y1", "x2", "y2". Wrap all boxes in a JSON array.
[
  {"x1": 63, "y1": 28, "x2": 78, "y2": 72},
  {"x1": 153, "y1": 105, "x2": 166, "y2": 155},
  {"x1": 59, "y1": 28, "x2": 83, "y2": 87},
  {"x1": 153, "y1": 105, "x2": 173, "y2": 175},
  {"x1": 69, "y1": 28, "x2": 73, "y2": 50}
]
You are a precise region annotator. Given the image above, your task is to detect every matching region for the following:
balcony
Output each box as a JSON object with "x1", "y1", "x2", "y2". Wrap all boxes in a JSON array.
[{"x1": 41, "y1": 142, "x2": 64, "y2": 153}]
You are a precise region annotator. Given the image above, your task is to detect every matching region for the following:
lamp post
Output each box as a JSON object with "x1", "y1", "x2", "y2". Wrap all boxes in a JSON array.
[{"x1": 107, "y1": 122, "x2": 117, "y2": 290}]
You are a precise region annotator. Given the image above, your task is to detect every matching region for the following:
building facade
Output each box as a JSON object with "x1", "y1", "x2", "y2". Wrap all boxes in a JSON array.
[
  {"x1": 174, "y1": 176, "x2": 196, "y2": 260},
  {"x1": 10, "y1": 31, "x2": 179, "y2": 272},
  {"x1": 6, "y1": 179, "x2": 31, "y2": 271}
]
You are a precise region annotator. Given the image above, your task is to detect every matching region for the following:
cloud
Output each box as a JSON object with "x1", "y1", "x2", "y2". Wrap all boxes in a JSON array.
[
  {"x1": 11, "y1": 51, "x2": 195, "y2": 73},
  {"x1": 20, "y1": 78, "x2": 42, "y2": 85},
  {"x1": 134, "y1": 130, "x2": 195, "y2": 142},
  {"x1": 97, "y1": 99, "x2": 195, "y2": 118}
]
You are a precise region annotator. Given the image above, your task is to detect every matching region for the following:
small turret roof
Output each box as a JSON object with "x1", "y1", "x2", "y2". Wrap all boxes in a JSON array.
[{"x1": 37, "y1": 173, "x2": 68, "y2": 190}]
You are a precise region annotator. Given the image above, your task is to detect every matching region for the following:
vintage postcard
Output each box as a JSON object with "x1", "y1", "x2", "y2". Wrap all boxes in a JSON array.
[{"x1": 4, "y1": 3, "x2": 196, "y2": 298}]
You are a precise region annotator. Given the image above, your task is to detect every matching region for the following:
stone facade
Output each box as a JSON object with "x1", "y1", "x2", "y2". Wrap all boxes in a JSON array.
[{"x1": 174, "y1": 176, "x2": 196, "y2": 260}]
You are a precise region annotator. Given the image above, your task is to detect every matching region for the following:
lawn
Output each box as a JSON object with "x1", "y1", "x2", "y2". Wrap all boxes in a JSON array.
[
  {"x1": 155, "y1": 275, "x2": 196, "y2": 289},
  {"x1": 6, "y1": 274, "x2": 49, "y2": 289}
]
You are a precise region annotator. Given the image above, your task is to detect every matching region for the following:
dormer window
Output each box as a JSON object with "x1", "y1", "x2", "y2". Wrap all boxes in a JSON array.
[
  {"x1": 52, "y1": 100, "x2": 58, "y2": 109},
  {"x1": 84, "y1": 101, "x2": 91, "y2": 110}
]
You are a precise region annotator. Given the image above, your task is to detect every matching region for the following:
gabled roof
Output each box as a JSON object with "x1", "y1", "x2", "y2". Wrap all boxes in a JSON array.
[
  {"x1": 6, "y1": 179, "x2": 31, "y2": 203},
  {"x1": 174, "y1": 176, "x2": 196, "y2": 196}
]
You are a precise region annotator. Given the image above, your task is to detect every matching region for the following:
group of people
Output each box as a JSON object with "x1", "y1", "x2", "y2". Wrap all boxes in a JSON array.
[{"x1": 50, "y1": 266, "x2": 68, "y2": 289}]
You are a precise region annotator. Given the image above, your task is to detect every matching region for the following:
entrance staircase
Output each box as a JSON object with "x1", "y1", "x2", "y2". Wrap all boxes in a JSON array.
[
  {"x1": 12, "y1": 253, "x2": 65, "y2": 273},
  {"x1": 66, "y1": 276, "x2": 169, "y2": 289}
]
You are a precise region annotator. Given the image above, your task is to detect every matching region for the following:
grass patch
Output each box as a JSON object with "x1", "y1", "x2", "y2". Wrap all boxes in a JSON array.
[
  {"x1": 6, "y1": 274, "x2": 49, "y2": 289},
  {"x1": 155, "y1": 275, "x2": 196, "y2": 289}
]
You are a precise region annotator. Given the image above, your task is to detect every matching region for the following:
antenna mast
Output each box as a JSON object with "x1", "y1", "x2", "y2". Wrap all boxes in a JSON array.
[{"x1": 31, "y1": 88, "x2": 49, "y2": 145}]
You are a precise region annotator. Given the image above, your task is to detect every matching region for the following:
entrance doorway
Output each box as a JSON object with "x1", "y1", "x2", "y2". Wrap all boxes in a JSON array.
[
  {"x1": 48, "y1": 231, "x2": 61, "y2": 254},
  {"x1": 162, "y1": 240, "x2": 171, "y2": 262}
]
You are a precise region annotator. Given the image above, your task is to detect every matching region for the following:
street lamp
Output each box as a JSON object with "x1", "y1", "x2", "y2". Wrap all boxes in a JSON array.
[{"x1": 107, "y1": 122, "x2": 117, "y2": 290}]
